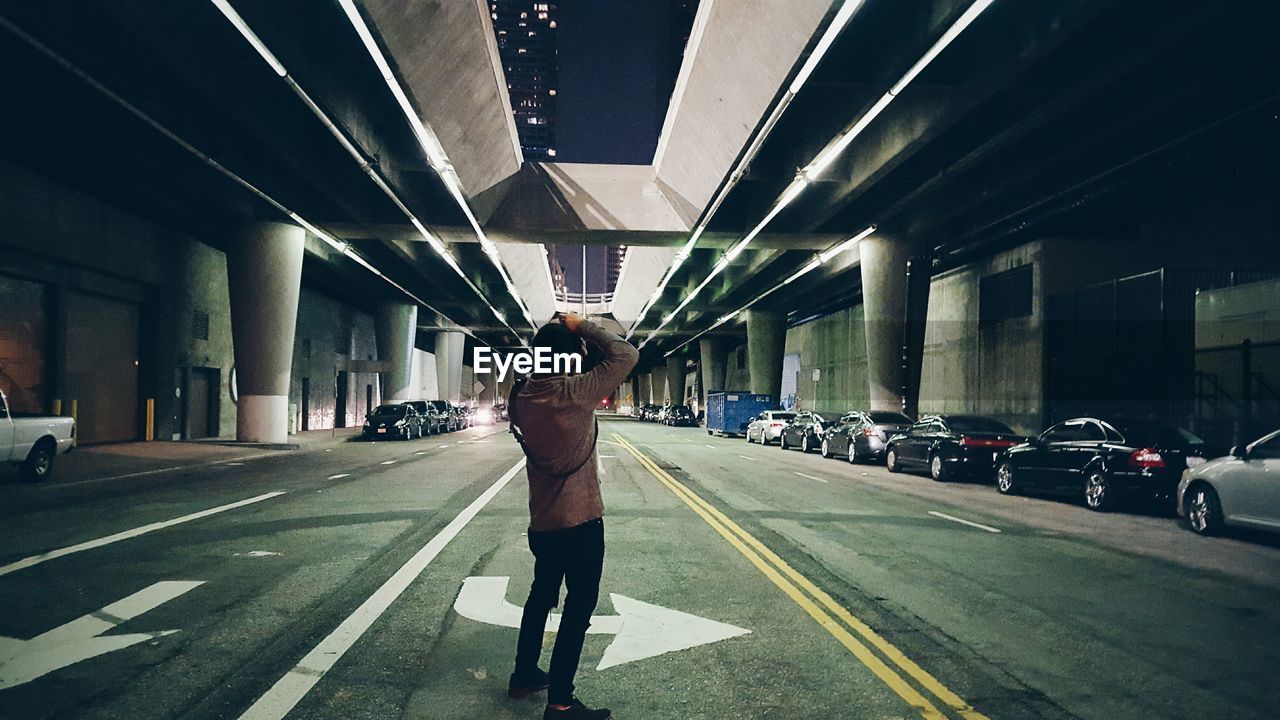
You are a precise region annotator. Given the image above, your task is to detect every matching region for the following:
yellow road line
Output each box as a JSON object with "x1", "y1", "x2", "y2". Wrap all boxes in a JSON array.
[{"x1": 614, "y1": 433, "x2": 989, "y2": 720}]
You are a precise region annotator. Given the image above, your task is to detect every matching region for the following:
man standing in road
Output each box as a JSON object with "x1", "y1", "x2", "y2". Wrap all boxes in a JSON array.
[{"x1": 507, "y1": 312, "x2": 638, "y2": 720}]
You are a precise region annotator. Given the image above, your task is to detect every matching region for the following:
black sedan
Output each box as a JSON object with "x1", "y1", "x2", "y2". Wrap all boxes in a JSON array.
[
  {"x1": 405, "y1": 400, "x2": 444, "y2": 435},
  {"x1": 884, "y1": 415, "x2": 1025, "y2": 481},
  {"x1": 362, "y1": 404, "x2": 421, "y2": 440},
  {"x1": 663, "y1": 405, "x2": 698, "y2": 427},
  {"x1": 427, "y1": 400, "x2": 455, "y2": 431},
  {"x1": 995, "y1": 416, "x2": 1219, "y2": 511},
  {"x1": 779, "y1": 411, "x2": 828, "y2": 452},
  {"x1": 819, "y1": 410, "x2": 913, "y2": 463}
]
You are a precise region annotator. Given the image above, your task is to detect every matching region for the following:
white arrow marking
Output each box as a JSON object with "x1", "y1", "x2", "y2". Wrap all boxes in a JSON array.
[
  {"x1": 453, "y1": 576, "x2": 750, "y2": 670},
  {"x1": 0, "y1": 581, "x2": 203, "y2": 690}
]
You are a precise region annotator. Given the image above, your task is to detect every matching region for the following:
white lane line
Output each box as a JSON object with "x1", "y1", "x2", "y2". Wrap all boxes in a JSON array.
[
  {"x1": 928, "y1": 510, "x2": 1002, "y2": 534},
  {"x1": 738, "y1": 455, "x2": 753, "y2": 461},
  {"x1": 704, "y1": 444, "x2": 716, "y2": 449},
  {"x1": 793, "y1": 472, "x2": 828, "y2": 484},
  {"x1": 41, "y1": 452, "x2": 280, "y2": 489},
  {"x1": 239, "y1": 459, "x2": 526, "y2": 720},
  {"x1": 0, "y1": 491, "x2": 286, "y2": 577},
  {"x1": 380, "y1": 460, "x2": 397, "y2": 465},
  {"x1": 439, "y1": 444, "x2": 450, "y2": 448},
  {"x1": 327, "y1": 474, "x2": 350, "y2": 480},
  {"x1": 414, "y1": 451, "x2": 428, "y2": 455},
  {"x1": 599, "y1": 455, "x2": 616, "y2": 459}
]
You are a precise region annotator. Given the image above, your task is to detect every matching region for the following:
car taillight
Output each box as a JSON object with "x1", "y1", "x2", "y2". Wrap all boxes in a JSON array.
[
  {"x1": 1129, "y1": 447, "x2": 1166, "y2": 468},
  {"x1": 960, "y1": 436, "x2": 1017, "y2": 448},
  {"x1": 863, "y1": 427, "x2": 877, "y2": 436},
  {"x1": 770, "y1": 422, "x2": 783, "y2": 428}
]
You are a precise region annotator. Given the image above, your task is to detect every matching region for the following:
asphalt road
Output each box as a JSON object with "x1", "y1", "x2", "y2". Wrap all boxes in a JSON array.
[{"x1": 1, "y1": 419, "x2": 1277, "y2": 720}]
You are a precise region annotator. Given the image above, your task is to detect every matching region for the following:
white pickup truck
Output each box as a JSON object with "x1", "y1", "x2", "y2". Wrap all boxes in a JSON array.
[{"x1": 1, "y1": 387, "x2": 76, "y2": 482}]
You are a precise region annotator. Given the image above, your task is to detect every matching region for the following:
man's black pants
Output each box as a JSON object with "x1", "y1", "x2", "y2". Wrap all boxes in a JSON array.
[{"x1": 514, "y1": 517, "x2": 605, "y2": 706}]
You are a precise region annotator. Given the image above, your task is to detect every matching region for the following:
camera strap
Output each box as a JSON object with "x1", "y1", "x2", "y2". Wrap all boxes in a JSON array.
[{"x1": 508, "y1": 377, "x2": 599, "y2": 478}]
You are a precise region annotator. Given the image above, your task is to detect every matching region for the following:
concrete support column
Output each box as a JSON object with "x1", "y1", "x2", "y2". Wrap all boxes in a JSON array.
[
  {"x1": 699, "y1": 338, "x2": 727, "y2": 409},
  {"x1": 375, "y1": 304, "x2": 417, "y2": 403},
  {"x1": 629, "y1": 377, "x2": 641, "y2": 407},
  {"x1": 648, "y1": 370, "x2": 664, "y2": 404},
  {"x1": 860, "y1": 235, "x2": 915, "y2": 412},
  {"x1": 746, "y1": 310, "x2": 786, "y2": 402},
  {"x1": 434, "y1": 331, "x2": 465, "y2": 402},
  {"x1": 666, "y1": 356, "x2": 687, "y2": 407},
  {"x1": 639, "y1": 373, "x2": 653, "y2": 405},
  {"x1": 227, "y1": 221, "x2": 304, "y2": 443}
]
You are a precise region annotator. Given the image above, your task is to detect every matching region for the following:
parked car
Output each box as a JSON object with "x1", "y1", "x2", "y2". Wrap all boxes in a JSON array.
[
  {"x1": 663, "y1": 405, "x2": 698, "y2": 427},
  {"x1": 820, "y1": 410, "x2": 913, "y2": 463},
  {"x1": 450, "y1": 404, "x2": 471, "y2": 430},
  {"x1": 1, "y1": 386, "x2": 76, "y2": 482},
  {"x1": 426, "y1": 400, "x2": 455, "y2": 431},
  {"x1": 1178, "y1": 429, "x2": 1280, "y2": 536},
  {"x1": 745, "y1": 411, "x2": 796, "y2": 445},
  {"x1": 472, "y1": 406, "x2": 496, "y2": 426},
  {"x1": 639, "y1": 404, "x2": 663, "y2": 422},
  {"x1": 994, "y1": 416, "x2": 1219, "y2": 511},
  {"x1": 363, "y1": 403, "x2": 422, "y2": 440},
  {"x1": 405, "y1": 400, "x2": 444, "y2": 435},
  {"x1": 884, "y1": 415, "x2": 1025, "y2": 481},
  {"x1": 494, "y1": 402, "x2": 509, "y2": 421},
  {"x1": 779, "y1": 411, "x2": 828, "y2": 452}
]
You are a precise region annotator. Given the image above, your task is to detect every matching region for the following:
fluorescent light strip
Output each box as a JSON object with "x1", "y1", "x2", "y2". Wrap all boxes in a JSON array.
[
  {"x1": 662, "y1": 227, "x2": 873, "y2": 358},
  {"x1": 639, "y1": 0, "x2": 994, "y2": 345},
  {"x1": 211, "y1": 1, "x2": 519, "y2": 338},
  {"x1": 789, "y1": 0, "x2": 866, "y2": 94},
  {"x1": 210, "y1": 0, "x2": 287, "y2": 77},
  {"x1": 335, "y1": 0, "x2": 535, "y2": 328}
]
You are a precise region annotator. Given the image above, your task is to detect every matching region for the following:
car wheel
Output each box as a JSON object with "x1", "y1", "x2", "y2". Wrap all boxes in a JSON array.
[
  {"x1": 929, "y1": 453, "x2": 949, "y2": 482},
  {"x1": 1186, "y1": 484, "x2": 1224, "y2": 536},
  {"x1": 847, "y1": 441, "x2": 859, "y2": 464},
  {"x1": 995, "y1": 461, "x2": 1019, "y2": 494},
  {"x1": 1084, "y1": 469, "x2": 1115, "y2": 511},
  {"x1": 886, "y1": 448, "x2": 902, "y2": 473},
  {"x1": 821, "y1": 439, "x2": 831, "y2": 459},
  {"x1": 801, "y1": 434, "x2": 813, "y2": 453},
  {"x1": 780, "y1": 433, "x2": 789, "y2": 450},
  {"x1": 21, "y1": 440, "x2": 55, "y2": 483}
]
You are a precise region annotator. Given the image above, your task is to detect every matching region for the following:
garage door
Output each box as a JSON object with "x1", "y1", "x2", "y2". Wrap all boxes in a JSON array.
[
  {"x1": 0, "y1": 274, "x2": 49, "y2": 415},
  {"x1": 66, "y1": 291, "x2": 139, "y2": 444}
]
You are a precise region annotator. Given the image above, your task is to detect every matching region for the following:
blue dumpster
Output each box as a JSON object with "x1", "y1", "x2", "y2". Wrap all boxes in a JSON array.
[{"x1": 705, "y1": 391, "x2": 773, "y2": 437}]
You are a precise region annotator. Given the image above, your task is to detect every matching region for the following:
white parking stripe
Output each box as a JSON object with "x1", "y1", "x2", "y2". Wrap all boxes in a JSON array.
[
  {"x1": 739, "y1": 455, "x2": 753, "y2": 461},
  {"x1": 439, "y1": 444, "x2": 450, "y2": 448},
  {"x1": 239, "y1": 459, "x2": 526, "y2": 720},
  {"x1": 0, "y1": 491, "x2": 286, "y2": 577},
  {"x1": 327, "y1": 474, "x2": 350, "y2": 480},
  {"x1": 381, "y1": 460, "x2": 396, "y2": 465},
  {"x1": 793, "y1": 472, "x2": 828, "y2": 484},
  {"x1": 704, "y1": 444, "x2": 716, "y2": 449},
  {"x1": 928, "y1": 510, "x2": 1002, "y2": 534}
]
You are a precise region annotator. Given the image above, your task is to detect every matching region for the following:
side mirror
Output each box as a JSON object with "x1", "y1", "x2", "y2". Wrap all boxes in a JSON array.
[{"x1": 1230, "y1": 445, "x2": 1248, "y2": 460}]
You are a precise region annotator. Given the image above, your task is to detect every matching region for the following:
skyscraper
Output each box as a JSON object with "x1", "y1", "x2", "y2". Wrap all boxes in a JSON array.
[{"x1": 490, "y1": 1, "x2": 558, "y2": 160}]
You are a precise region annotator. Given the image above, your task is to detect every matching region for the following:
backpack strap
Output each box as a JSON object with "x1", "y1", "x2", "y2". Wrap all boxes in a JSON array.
[{"x1": 509, "y1": 378, "x2": 599, "y2": 478}]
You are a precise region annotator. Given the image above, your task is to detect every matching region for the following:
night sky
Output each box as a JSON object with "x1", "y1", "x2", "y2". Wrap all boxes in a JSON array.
[{"x1": 554, "y1": 0, "x2": 691, "y2": 165}]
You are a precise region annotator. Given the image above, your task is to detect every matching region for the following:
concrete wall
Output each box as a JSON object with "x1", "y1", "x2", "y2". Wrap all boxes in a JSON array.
[
  {"x1": 0, "y1": 159, "x2": 399, "y2": 441},
  {"x1": 782, "y1": 305, "x2": 870, "y2": 417}
]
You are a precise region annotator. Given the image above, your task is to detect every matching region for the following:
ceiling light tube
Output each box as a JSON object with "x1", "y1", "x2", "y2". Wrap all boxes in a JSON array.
[
  {"x1": 890, "y1": 0, "x2": 996, "y2": 97},
  {"x1": 210, "y1": 0, "x2": 287, "y2": 77},
  {"x1": 818, "y1": 225, "x2": 876, "y2": 263},
  {"x1": 789, "y1": 0, "x2": 867, "y2": 94}
]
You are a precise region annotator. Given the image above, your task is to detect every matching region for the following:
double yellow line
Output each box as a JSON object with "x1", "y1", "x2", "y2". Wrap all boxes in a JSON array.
[{"x1": 613, "y1": 434, "x2": 988, "y2": 720}]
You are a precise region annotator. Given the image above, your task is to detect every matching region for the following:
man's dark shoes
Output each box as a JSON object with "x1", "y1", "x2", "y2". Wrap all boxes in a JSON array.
[
  {"x1": 507, "y1": 668, "x2": 550, "y2": 699},
  {"x1": 543, "y1": 697, "x2": 612, "y2": 720}
]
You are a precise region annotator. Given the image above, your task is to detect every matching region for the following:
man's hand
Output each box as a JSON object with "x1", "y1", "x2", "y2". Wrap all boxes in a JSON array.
[{"x1": 556, "y1": 312, "x2": 586, "y2": 334}]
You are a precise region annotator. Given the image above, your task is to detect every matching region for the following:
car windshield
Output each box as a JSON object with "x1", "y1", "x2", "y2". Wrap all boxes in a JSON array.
[
  {"x1": 672, "y1": 407, "x2": 693, "y2": 416},
  {"x1": 868, "y1": 411, "x2": 912, "y2": 424},
  {"x1": 947, "y1": 417, "x2": 1014, "y2": 433},
  {"x1": 1110, "y1": 419, "x2": 1205, "y2": 447},
  {"x1": 811, "y1": 414, "x2": 827, "y2": 424},
  {"x1": 373, "y1": 405, "x2": 404, "y2": 416},
  {"x1": 428, "y1": 401, "x2": 449, "y2": 411},
  {"x1": 770, "y1": 413, "x2": 796, "y2": 421}
]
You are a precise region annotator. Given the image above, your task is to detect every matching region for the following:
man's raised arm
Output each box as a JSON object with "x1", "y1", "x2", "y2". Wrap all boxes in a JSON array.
[{"x1": 562, "y1": 315, "x2": 638, "y2": 409}]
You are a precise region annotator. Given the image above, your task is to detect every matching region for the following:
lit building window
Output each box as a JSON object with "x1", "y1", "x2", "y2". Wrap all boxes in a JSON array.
[
  {"x1": 547, "y1": 148, "x2": 556, "y2": 157},
  {"x1": 549, "y1": 20, "x2": 556, "y2": 28},
  {"x1": 548, "y1": 88, "x2": 556, "y2": 96}
]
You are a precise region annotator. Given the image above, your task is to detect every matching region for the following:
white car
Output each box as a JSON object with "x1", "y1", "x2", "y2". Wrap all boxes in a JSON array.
[
  {"x1": 745, "y1": 411, "x2": 796, "y2": 445},
  {"x1": 1, "y1": 387, "x2": 76, "y2": 482},
  {"x1": 1178, "y1": 429, "x2": 1280, "y2": 535}
]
